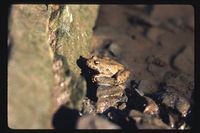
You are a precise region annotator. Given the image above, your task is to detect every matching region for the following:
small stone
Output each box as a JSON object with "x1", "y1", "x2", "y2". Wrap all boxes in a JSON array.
[
  {"x1": 76, "y1": 115, "x2": 121, "y2": 129},
  {"x1": 129, "y1": 110, "x2": 171, "y2": 129},
  {"x1": 81, "y1": 97, "x2": 96, "y2": 115},
  {"x1": 143, "y1": 96, "x2": 159, "y2": 115},
  {"x1": 159, "y1": 86, "x2": 191, "y2": 117},
  {"x1": 175, "y1": 96, "x2": 190, "y2": 117},
  {"x1": 168, "y1": 113, "x2": 176, "y2": 128},
  {"x1": 137, "y1": 115, "x2": 171, "y2": 129},
  {"x1": 108, "y1": 42, "x2": 121, "y2": 57},
  {"x1": 129, "y1": 109, "x2": 143, "y2": 123},
  {"x1": 138, "y1": 80, "x2": 158, "y2": 94},
  {"x1": 118, "y1": 103, "x2": 126, "y2": 110},
  {"x1": 163, "y1": 71, "x2": 194, "y2": 100},
  {"x1": 178, "y1": 122, "x2": 190, "y2": 130}
]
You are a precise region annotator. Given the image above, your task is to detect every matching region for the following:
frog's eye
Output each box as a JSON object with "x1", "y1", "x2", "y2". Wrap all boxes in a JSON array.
[{"x1": 94, "y1": 60, "x2": 100, "y2": 65}]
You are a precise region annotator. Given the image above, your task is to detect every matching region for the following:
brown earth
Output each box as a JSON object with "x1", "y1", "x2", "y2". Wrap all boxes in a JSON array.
[{"x1": 92, "y1": 5, "x2": 194, "y2": 96}]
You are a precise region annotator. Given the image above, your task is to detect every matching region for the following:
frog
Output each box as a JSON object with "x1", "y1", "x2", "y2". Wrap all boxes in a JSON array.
[
  {"x1": 96, "y1": 85, "x2": 128, "y2": 113},
  {"x1": 86, "y1": 55, "x2": 130, "y2": 85}
]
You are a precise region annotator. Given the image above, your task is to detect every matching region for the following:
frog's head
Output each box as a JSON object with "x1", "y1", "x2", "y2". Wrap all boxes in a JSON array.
[{"x1": 86, "y1": 55, "x2": 101, "y2": 70}]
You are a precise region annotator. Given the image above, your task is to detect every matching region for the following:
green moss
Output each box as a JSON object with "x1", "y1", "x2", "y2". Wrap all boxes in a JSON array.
[
  {"x1": 52, "y1": 5, "x2": 98, "y2": 76},
  {"x1": 49, "y1": 5, "x2": 98, "y2": 110}
]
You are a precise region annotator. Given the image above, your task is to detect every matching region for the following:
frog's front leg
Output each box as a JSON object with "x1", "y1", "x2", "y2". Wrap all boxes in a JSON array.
[{"x1": 115, "y1": 69, "x2": 130, "y2": 85}]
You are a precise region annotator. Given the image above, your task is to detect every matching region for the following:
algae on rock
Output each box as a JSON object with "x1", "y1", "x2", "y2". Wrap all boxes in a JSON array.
[
  {"x1": 48, "y1": 4, "x2": 99, "y2": 111},
  {"x1": 8, "y1": 4, "x2": 99, "y2": 128}
]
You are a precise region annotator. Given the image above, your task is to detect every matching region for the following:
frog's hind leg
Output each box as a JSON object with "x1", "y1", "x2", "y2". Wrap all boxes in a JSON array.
[
  {"x1": 92, "y1": 76, "x2": 116, "y2": 86},
  {"x1": 92, "y1": 73, "x2": 112, "y2": 83},
  {"x1": 115, "y1": 69, "x2": 130, "y2": 85}
]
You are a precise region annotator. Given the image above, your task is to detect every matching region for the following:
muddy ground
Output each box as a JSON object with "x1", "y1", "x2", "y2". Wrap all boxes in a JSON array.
[
  {"x1": 77, "y1": 5, "x2": 194, "y2": 129},
  {"x1": 92, "y1": 5, "x2": 194, "y2": 93}
]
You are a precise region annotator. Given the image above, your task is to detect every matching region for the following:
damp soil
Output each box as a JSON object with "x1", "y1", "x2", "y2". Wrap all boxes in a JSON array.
[{"x1": 79, "y1": 5, "x2": 194, "y2": 129}]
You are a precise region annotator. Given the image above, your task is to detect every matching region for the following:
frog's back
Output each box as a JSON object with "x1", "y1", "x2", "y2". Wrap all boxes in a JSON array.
[{"x1": 102, "y1": 57, "x2": 124, "y2": 68}]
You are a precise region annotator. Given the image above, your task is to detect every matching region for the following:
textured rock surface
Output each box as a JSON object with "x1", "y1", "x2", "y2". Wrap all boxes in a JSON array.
[
  {"x1": 8, "y1": 4, "x2": 98, "y2": 129},
  {"x1": 90, "y1": 5, "x2": 194, "y2": 129},
  {"x1": 8, "y1": 5, "x2": 53, "y2": 129},
  {"x1": 76, "y1": 115, "x2": 121, "y2": 129}
]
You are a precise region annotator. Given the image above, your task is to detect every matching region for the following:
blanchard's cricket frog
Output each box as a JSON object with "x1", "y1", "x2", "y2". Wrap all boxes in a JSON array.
[
  {"x1": 96, "y1": 85, "x2": 128, "y2": 113},
  {"x1": 86, "y1": 55, "x2": 130, "y2": 85}
]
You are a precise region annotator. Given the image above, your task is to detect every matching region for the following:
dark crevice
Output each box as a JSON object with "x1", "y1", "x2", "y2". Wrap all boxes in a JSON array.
[
  {"x1": 77, "y1": 56, "x2": 98, "y2": 102},
  {"x1": 52, "y1": 106, "x2": 79, "y2": 129}
]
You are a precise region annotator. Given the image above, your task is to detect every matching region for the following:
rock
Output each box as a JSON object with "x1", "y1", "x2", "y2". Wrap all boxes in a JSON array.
[
  {"x1": 129, "y1": 110, "x2": 171, "y2": 129},
  {"x1": 8, "y1": 4, "x2": 99, "y2": 128},
  {"x1": 173, "y1": 46, "x2": 194, "y2": 75},
  {"x1": 174, "y1": 96, "x2": 191, "y2": 117},
  {"x1": 8, "y1": 5, "x2": 54, "y2": 129},
  {"x1": 159, "y1": 86, "x2": 191, "y2": 117},
  {"x1": 76, "y1": 115, "x2": 121, "y2": 129},
  {"x1": 138, "y1": 79, "x2": 158, "y2": 94},
  {"x1": 163, "y1": 71, "x2": 194, "y2": 100},
  {"x1": 129, "y1": 110, "x2": 143, "y2": 123},
  {"x1": 143, "y1": 96, "x2": 159, "y2": 115},
  {"x1": 118, "y1": 103, "x2": 127, "y2": 110},
  {"x1": 136, "y1": 115, "x2": 171, "y2": 129},
  {"x1": 81, "y1": 97, "x2": 96, "y2": 115},
  {"x1": 108, "y1": 42, "x2": 122, "y2": 57}
]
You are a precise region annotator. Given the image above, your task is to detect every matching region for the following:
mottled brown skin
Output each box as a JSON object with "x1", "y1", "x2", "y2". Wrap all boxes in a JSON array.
[
  {"x1": 86, "y1": 55, "x2": 130, "y2": 113},
  {"x1": 86, "y1": 55, "x2": 130, "y2": 85},
  {"x1": 96, "y1": 85, "x2": 125, "y2": 98},
  {"x1": 96, "y1": 85, "x2": 128, "y2": 113}
]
